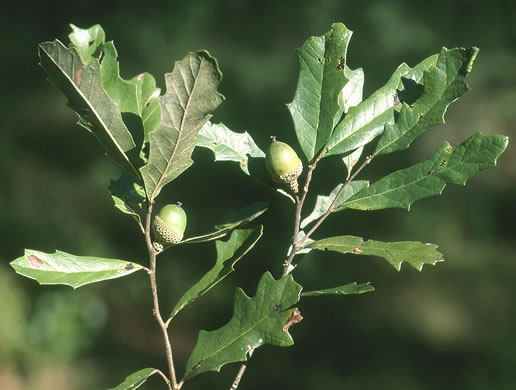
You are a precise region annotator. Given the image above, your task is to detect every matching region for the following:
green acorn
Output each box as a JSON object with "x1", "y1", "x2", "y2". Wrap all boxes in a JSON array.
[
  {"x1": 265, "y1": 137, "x2": 303, "y2": 193},
  {"x1": 152, "y1": 203, "x2": 187, "y2": 251}
]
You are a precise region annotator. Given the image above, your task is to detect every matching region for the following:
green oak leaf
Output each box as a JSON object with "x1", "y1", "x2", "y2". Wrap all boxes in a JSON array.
[
  {"x1": 338, "y1": 132, "x2": 508, "y2": 211},
  {"x1": 196, "y1": 121, "x2": 296, "y2": 202},
  {"x1": 68, "y1": 23, "x2": 105, "y2": 64},
  {"x1": 107, "y1": 368, "x2": 168, "y2": 390},
  {"x1": 375, "y1": 47, "x2": 479, "y2": 156},
  {"x1": 287, "y1": 23, "x2": 358, "y2": 162},
  {"x1": 169, "y1": 227, "x2": 263, "y2": 320},
  {"x1": 342, "y1": 146, "x2": 364, "y2": 178},
  {"x1": 109, "y1": 173, "x2": 146, "y2": 226},
  {"x1": 99, "y1": 41, "x2": 145, "y2": 154},
  {"x1": 10, "y1": 250, "x2": 143, "y2": 289},
  {"x1": 129, "y1": 72, "x2": 161, "y2": 144},
  {"x1": 309, "y1": 236, "x2": 443, "y2": 271},
  {"x1": 140, "y1": 51, "x2": 224, "y2": 202},
  {"x1": 38, "y1": 40, "x2": 140, "y2": 177},
  {"x1": 324, "y1": 54, "x2": 438, "y2": 157},
  {"x1": 197, "y1": 121, "x2": 265, "y2": 174},
  {"x1": 302, "y1": 282, "x2": 374, "y2": 296},
  {"x1": 184, "y1": 272, "x2": 302, "y2": 380}
]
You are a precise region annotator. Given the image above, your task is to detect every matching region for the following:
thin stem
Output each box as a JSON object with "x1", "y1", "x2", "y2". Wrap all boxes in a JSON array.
[
  {"x1": 230, "y1": 364, "x2": 248, "y2": 390},
  {"x1": 155, "y1": 369, "x2": 173, "y2": 390},
  {"x1": 298, "y1": 154, "x2": 373, "y2": 247},
  {"x1": 282, "y1": 153, "x2": 323, "y2": 276},
  {"x1": 145, "y1": 202, "x2": 179, "y2": 390}
]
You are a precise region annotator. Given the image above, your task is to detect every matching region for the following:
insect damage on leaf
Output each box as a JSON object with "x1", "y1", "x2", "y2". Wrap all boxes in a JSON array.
[
  {"x1": 75, "y1": 68, "x2": 84, "y2": 86},
  {"x1": 282, "y1": 309, "x2": 303, "y2": 332},
  {"x1": 27, "y1": 255, "x2": 44, "y2": 269}
]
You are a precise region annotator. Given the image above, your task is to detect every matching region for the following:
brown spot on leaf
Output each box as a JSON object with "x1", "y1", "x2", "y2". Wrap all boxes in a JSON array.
[
  {"x1": 75, "y1": 68, "x2": 84, "y2": 86},
  {"x1": 336, "y1": 56, "x2": 346, "y2": 70},
  {"x1": 353, "y1": 247, "x2": 364, "y2": 253},
  {"x1": 282, "y1": 309, "x2": 303, "y2": 332},
  {"x1": 27, "y1": 255, "x2": 44, "y2": 269}
]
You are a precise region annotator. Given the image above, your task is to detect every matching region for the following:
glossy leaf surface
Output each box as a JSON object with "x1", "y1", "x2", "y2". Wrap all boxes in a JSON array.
[
  {"x1": 375, "y1": 47, "x2": 479, "y2": 155},
  {"x1": 324, "y1": 54, "x2": 437, "y2": 157},
  {"x1": 287, "y1": 23, "x2": 357, "y2": 162}
]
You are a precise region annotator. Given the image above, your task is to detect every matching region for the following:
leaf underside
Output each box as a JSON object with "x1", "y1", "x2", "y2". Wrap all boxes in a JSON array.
[
  {"x1": 10, "y1": 249, "x2": 142, "y2": 288},
  {"x1": 140, "y1": 51, "x2": 224, "y2": 202},
  {"x1": 38, "y1": 40, "x2": 141, "y2": 176},
  {"x1": 197, "y1": 121, "x2": 265, "y2": 175}
]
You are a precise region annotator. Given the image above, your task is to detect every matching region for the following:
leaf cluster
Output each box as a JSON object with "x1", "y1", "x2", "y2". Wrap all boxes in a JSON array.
[{"x1": 10, "y1": 23, "x2": 508, "y2": 389}]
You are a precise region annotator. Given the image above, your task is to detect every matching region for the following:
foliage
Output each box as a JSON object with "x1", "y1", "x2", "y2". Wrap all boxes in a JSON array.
[{"x1": 10, "y1": 23, "x2": 508, "y2": 389}]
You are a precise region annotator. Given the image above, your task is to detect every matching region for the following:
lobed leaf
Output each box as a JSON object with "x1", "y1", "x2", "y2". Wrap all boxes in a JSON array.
[
  {"x1": 339, "y1": 132, "x2": 509, "y2": 211},
  {"x1": 309, "y1": 236, "x2": 443, "y2": 271},
  {"x1": 324, "y1": 54, "x2": 438, "y2": 157},
  {"x1": 140, "y1": 51, "x2": 224, "y2": 202},
  {"x1": 169, "y1": 227, "x2": 263, "y2": 320},
  {"x1": 10, "y1": 250, "x2": 143, "y2": 289},
  {"x1": 107, "y1": 368, "x2": 168, "y2": 390},
  {"x1": 197, "y1": 121, "x2": 265, "y2": 174},
  {"x1": 38, "y1": 40, "x2": 141, "y2": 176},
  {"x1": 375, "y1": 47, "x2": 480, "y2": 156},
  {"x1": 287, "y1": 23, "x2": 358, "y2": 162},
  {"x1": 302, "y1": 282, "x2": 374, "y2": 297},
  {"x1": 184, "y1": 272, "x2": 302, "y2": 380}
]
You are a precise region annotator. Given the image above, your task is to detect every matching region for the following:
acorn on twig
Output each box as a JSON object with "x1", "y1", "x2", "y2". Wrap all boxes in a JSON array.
[
  {"x1": 152, "y1": 203, "x2": 187, "y2": 251},
  {"x1": 265, "y1": 136, "x2": 303, "y2": 193}
]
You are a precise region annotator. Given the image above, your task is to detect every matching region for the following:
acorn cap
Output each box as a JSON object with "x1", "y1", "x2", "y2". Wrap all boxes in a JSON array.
[{"x1": 152, "y1": 215, "x2": 184, "y2": 248}]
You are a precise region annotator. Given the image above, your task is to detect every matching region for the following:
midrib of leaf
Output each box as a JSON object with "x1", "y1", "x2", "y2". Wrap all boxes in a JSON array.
[
  {"x1": 149, "y1": 69, "x2": 198, "y2": 201},
  {"x1": 342, "y1": 171, "x2": 437, "y2": 210},
  {"x1": 200, "y1": 282, "x2": 291, "y2": 362},
  {"x1": 57, "y1": 47, "x2": 133, "y2": 167},
  {"x1": 39, "y1": 41, "x2": 138, "y2": 176},
  {"x1": 202, "y1": 312, "x2": 268, "y2": 363}
]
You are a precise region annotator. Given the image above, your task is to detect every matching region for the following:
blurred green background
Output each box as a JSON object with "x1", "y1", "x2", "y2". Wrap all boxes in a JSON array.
[{"x1": 1, "y1": 0, "x2": 515, "y2": 389}]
